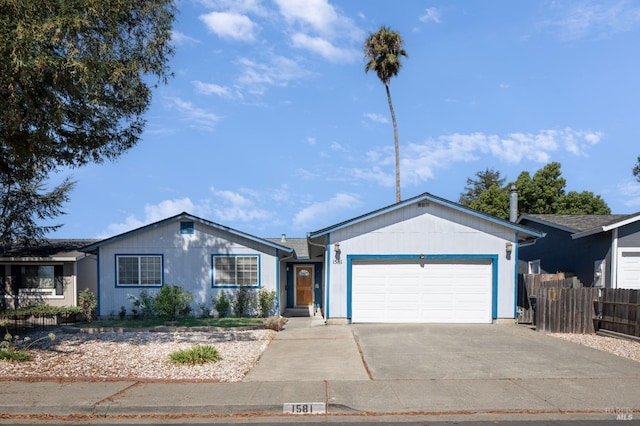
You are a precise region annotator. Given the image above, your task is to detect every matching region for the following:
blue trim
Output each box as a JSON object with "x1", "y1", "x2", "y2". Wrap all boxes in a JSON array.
[
  {"x1": 114, "y1": 254, "x2": 164, "y2": 288},
  {"x1": 309, "y1": 193, "x2": 544, "y2": 240},
  {"x1": 345, "y1": 254, "x2": 499, "y2": 321},
  {"x1": 211, "y1": 254, "x2": 261, "y2": 288},
  {"x1": 275, "y1": 249, "x2": 280, "y2": 314},
  {"x1": 80, "y1": 212, "x2": 293, "y2": 255},
  {"x1": 513, "y1": 241, "x2": 519, "y2": 318},
  {"x1": 325, "y1": 234, "x2": 331, "y2": 319}
]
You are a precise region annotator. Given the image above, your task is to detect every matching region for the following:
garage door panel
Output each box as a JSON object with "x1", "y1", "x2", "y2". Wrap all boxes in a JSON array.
[
  {"x1": 619, "y1": 251, "x2": 640, "y2": 289},
  {"x1": 352, "y1": 259, "x2": 492, "y2": 323}
]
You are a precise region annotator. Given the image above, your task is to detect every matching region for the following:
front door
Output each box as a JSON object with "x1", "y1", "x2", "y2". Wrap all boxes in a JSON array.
[{"x1": 295, "y1": 266, "x2": 313, "y2": 306}]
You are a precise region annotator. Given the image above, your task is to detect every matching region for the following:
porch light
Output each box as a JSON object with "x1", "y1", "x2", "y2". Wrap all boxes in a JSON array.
[
  {"x1": 334, "y1": 242, "x2": 341, "y2": 254},
  {"x1": 505, "y1": 241, "x2": 513, "y2": 256}
]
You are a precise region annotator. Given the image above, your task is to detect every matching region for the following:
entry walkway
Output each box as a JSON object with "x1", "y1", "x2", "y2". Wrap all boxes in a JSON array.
[{"x1": 243, "y1": 317, "x2": 369, "y2": 382}]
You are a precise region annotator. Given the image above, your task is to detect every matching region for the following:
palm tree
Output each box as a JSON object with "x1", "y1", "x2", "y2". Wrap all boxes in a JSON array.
[{"x1": 364, "y1": 26, "x2": 408, "y2": 203}]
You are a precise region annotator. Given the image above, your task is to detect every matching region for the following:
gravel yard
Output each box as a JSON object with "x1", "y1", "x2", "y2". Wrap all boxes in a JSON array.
[
  {"x1": 548, "y1": 332, "x2": 640, "y2": 362},
  {"x1": 0, "y1": 328, "x2": 276, "y2": 382}
]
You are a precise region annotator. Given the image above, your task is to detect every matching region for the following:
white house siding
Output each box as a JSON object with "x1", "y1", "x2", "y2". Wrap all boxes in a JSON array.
[
  {"x1": 96, "y1": 220, "x2": 279, "y2": 317},
  {"x1": 325, "y1": 202, "x2": 517, "y2": 321}
]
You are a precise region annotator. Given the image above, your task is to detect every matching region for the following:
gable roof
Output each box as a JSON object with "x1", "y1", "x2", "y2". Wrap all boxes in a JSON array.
[
  {"x1": 80, "y1": 212, "x2": 294, "y2": 255},
  {"x1": 518, "y1": 213, "x2": 640, "y2": 239},
  {"x1": 308, "y1": 192, "x2": 544, "y2": 241},
  {"x1": 0, "y1": 239, "x2": 99, "y2": 261},
  {"x1": 265, "y1": 237, "x2": 309, "y2": 259}
]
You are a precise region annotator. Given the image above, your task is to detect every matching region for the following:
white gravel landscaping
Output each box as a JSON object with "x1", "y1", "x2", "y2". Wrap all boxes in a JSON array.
[
  {"x1": 548, "y1": 332, "x2": 640, "y2": 362},
  {"x1": 0, "y1": 328, "x2": 276, "y2": 382}
]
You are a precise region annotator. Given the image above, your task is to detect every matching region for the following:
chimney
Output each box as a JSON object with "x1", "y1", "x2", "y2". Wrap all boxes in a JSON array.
[
  {"x1": 509, "y1": 185, "x2": 518, "y2": 222},
  {"x1": 281, "y1": 233, "x2": 286, "y2": 243}
]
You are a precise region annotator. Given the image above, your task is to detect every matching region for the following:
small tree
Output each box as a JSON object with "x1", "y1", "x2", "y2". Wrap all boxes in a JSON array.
[
  {"x1": 152, "y1": 285, "x2": 193, "y2": 321},
  {"x1": 78, "y1": 289, "x2": 97, "y2": 322},
  {"x1": 258, "y1": 288, "x2": 277, "y2": 318},
  {"x1": 213, "y1": 290, "x2": 231, "y2": 318},
  {"x1": 233, "y1": 285, "x2": 257, "y2": 318}
]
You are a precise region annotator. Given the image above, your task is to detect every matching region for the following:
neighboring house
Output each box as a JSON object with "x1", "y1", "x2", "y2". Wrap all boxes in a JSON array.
[
  {"x1": 79, "y1": 213, "x2": 294, "y2": 318},
  {"x1": 517, "y1": 213, "x2": 640, "y2": 289},
  {"x1": 308, "y1": 192, "x2": 543, "y2": 324},
  {"x1": 0, "y1": 240, "x2": 98, "y2": 310}
]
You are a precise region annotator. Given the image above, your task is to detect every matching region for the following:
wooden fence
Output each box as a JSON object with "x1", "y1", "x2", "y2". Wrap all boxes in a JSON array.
[
  {"x1": 517, "y1": 273, "x2": 580, "y2": 324},
  {"x1": 598, "y1": 288, "x2": 640, "y2": 337},
  {"x1": 534, "y1": 287, "x2": 599, "y2": 334},
  {"x1": 518, "y1": 274, "x2": 640, "y2": 336}
]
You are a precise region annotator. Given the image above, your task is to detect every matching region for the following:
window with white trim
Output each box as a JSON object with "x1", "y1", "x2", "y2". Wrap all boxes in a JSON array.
[
  {"x1": 16, "y1": 265, "x2": 64, "y2": 296},
  {"x1": 116, "y1": 255, "x2": 162, "y2": 286},
  {"x1": 528, "y1": 260, "x2": 541, "y2": 274},
  {"x1": 213, "y1": 255, "x2": 259, "y2": 287}
]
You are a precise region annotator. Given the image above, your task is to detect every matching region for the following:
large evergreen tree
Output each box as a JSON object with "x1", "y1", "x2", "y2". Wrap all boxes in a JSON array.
[{"x1": 0, "y1": 0, "x2": 176, "y2": 249}]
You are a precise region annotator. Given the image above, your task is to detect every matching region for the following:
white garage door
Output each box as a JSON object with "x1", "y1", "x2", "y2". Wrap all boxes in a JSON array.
[
  {"x1": 351, "y1": 258, "x2": 493, "y2": 323},
  {"x1": 618, "y1": 251, "x2": 640, "y2": 289}
]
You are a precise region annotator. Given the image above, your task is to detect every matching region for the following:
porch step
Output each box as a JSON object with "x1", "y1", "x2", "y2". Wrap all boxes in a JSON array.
[{"x1": 284, "y1": 307, "x2": 313, "y2": 317}]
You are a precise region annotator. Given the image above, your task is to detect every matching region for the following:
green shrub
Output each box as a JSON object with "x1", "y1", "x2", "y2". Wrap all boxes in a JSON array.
[
  {"x1": 233, "y1": 285, "x2": 257, "y2": 317},
  {"x1": 78, "y1": 289, "x2": 97, "y2": 322},
  {"x1": 264, "y1": 315, "x2": 287, "y2": 331},
  {"x1": 213, "y1": 290, "x2": 231, "y2": 318},
  {"x1": 167, "y1": 345, "x2": 221, "y2": 365},
  {"x1": 152, "y1": 285, "x2": 194, "y2": 321},
  {"x1": 119, "y1": 306, "x2": 127, "y2": 320},
  {"x1": 128, "y1": 290, "x2": 156, "y2": 319},
  {"x1": 257, "y1": 288, "x2": 276, "y2": 318},
  {"x1": 0, "y1": 331, "x2": 56, "y2": 362}
]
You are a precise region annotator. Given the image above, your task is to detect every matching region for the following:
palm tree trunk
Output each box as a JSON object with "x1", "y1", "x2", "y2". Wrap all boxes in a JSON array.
[{"x1": 385, "y1": 83, "x2": 401, "y2": 202}]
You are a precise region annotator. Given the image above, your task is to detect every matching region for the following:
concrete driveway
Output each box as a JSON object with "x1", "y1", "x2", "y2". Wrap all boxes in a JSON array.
[{"x1": 351, "y1": 323, "x2": 640, "y2": 380}]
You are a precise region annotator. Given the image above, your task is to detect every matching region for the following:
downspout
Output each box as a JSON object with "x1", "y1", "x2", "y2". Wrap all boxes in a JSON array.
[
  {"x1": 611, "y1": 228, "x2": 618, "y2": 289},
  {"x1": 307, "y1": 233, "x2": 329, "y2": 321},
  {"x1": 277, "y1": 249, "x2": 296, "y2": 315}
]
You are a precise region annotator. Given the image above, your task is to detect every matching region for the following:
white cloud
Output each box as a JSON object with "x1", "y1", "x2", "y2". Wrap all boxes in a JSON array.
[
  {"x1": 330, "y1": 141, "x2": 347, "y2": 152},
  {"x1": 419, "y1": 7, "x2": 442, "y2": 24},
  {"x1": 171, "y1": 31, "x2": 200, "y2": 45},
  {"x1": 541, "y1": 1, "x2": 640, "y2": 41},
  {"x1": 350, "y1": 128, "x2": 603, "y2": 187},
  {"x1": 199, "y1": 11, "x2": 257, "y2": 42},
  {"x1": 293, "y1": 192, "x2": 361, "y2": 228},
  {"x1": 618, "y1": 179, "x2": 640, "y2": 208},
  {"x1": 192, "y1": 80, "x2": 241, "y2": 99},
  {"x1": 100, "y1": 198, "x2": 196, "y2": 237},
  {"x1": 290, "y1": 33, "x2": 359, "y2": 62},
  {"x1": 209, "y1": 187, "x2": 271, "y2": 222},
  {"x1": 364, "y1": 112, "x2": 389, "y2": 124},
  {"x1": 306, "y1": 137, "x2": 317, "y2": 145},
  {"x1": 236, "y1": 56, "x2": 311, "y2": 94},
  {"x1": 275, "y1": 0, "x2": 339, "y2": 33},
  {"x1": 166, "y1": 97, "x2": 221, "y2": 131}
]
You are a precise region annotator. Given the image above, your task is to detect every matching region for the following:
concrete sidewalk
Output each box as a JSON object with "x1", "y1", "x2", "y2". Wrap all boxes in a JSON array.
[{"x1": 1, "y1": 318, "x2": 639, "y2": 422}]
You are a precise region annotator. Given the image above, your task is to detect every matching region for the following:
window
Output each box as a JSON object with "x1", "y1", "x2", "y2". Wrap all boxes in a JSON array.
[
  {"x1": 180, "y1": 221, "x2": 194, "y2": 234},
  {"x1": 16, "y1": 265, "x2": 64, "y2": 296},
  {"x1": 528, "y1": 260, "x2": 541, "y2": 275},
  {"x1": 213, "y1": 255, "x2": 259, "y2": 287},
  {"x1": 116, "y1": 255, "x2": 162, "y2": 286}
]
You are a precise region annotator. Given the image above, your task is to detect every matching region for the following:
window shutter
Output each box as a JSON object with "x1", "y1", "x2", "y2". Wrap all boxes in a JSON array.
[{"x1": 54, "y1": 265, "x2": 64, "y2": 295}]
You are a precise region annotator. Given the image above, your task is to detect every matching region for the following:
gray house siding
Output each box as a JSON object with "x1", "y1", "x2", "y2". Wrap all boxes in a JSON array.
[
  {"x1": 518, "y1": 219, "x2": 610, "y2": 286},
  {"x1": 618, "y1": 221, "x2": 640, "y2": 247}
]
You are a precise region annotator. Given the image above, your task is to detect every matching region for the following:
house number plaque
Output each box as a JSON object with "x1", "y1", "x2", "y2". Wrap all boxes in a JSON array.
[{"x1": 283, "y1": 402, "x2": 326, "y2": 414}]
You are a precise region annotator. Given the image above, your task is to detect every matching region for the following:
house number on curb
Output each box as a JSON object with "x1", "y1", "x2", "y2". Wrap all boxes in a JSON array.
[{"x1": 283, "y1": 402, "x2": 326, "y2": 414}]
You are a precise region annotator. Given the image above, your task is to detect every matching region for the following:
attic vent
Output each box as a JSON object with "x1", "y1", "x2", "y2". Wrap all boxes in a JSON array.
[
  {"x1": 417, "y1": 201, "x2": 429, "y2": 208},
  {"x1": 180, "y1": 221, "x2": 194, "y2": 234}
]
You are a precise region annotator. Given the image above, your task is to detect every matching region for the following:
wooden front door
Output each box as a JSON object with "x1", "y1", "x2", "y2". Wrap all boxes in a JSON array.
[{"x1": 295, "y1": 266, "x2": 313, "y2": 306}]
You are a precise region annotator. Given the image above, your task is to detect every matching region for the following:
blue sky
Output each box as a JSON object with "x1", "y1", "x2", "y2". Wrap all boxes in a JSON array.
[{"x1": 50, "y1": 0, "x2": 640, "y2": 239}]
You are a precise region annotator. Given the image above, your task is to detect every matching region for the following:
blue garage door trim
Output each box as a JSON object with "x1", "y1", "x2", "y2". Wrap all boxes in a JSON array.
[{"x1": 346, "y1": 254, "x2": 499, "y2": 321}]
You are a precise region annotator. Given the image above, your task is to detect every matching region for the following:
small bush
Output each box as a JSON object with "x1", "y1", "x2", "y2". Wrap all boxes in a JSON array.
[
  {"x1": 258, "y1": 288, "x2": 276, "y2": 318},
  {"x1": 167, "y1": 345, "x2": 221, "y2": 365},
  {"x1": 119, "y1": 306, "x2": 127, "y2": 320},
  {"x1": 213, "y1": 291, "x2": 231, "y2": 318},
  {"x1": 233, "y1": 285, "x2": 257, "y2": 317},
  {"x1": 78, "y1": 289, "x2": 97, "y2": 322},
  {"x1": 153, "y1": 285, "x2": 194, "y2": 321},
  {"x1": 264, "y1": 315, "x2": 287, "y2": 331},
  {"x1": 0, "y1": 331, "x2": 56, "y2": 362},
  {"x1": 129, "y1": 290, "x2": 156, "y2": 319}
]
